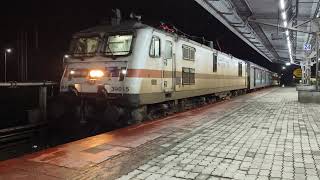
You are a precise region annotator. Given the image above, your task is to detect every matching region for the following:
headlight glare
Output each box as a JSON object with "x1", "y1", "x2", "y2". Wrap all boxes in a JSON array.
[{"x1": 89, "y1": 70, "x2": 104, "y2": 78}]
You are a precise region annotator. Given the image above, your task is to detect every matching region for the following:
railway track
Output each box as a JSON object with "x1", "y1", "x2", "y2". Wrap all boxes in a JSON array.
[{"x1": 0, "y1": 122, "x2": 48, "y2": 160}]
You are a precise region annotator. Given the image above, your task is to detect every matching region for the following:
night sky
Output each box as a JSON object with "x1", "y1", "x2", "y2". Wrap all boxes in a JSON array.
[{"x1": 0, "y1": 0, "x2": 282, "y2": 82}]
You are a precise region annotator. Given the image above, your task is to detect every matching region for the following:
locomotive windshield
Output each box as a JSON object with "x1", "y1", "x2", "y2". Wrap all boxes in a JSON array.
[
  {"x1": 104, "y1": 34, "x2": 133, "y2": 56},
  {"x1": 71, "y1": 36, "x2": 99, "y2": 56}
]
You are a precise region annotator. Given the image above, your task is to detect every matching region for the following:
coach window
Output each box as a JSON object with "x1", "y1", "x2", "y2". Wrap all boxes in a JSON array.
[
  {"x1": 182, "y1": 45, "x2": 196, "y2": 61},
  {"x1": 164, "y1": 40, "x2": 173, "y2": 59},
  {"x1": 182, "y1": 68, "x2": 189, "y2": 85},
  {"x1": 189, "y1": 68, "x2": 195, "y2": 84},
  {"x1": 182, "y1": 67, "x2": 195, "y2": 85},
  {"x1": 150, "y1": 36, "x2": 161, "y2": 57},
  {"x1": 238, "y1": 63, "x2": 242, "y2": 77},
  {"x1": 213, "y1": 54, "x2": 217, "y2": 72}
]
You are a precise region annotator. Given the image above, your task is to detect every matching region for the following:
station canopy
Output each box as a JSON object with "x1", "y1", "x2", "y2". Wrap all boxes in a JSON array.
[{"x1": 195, "y1": 0, "x2": 320, "y2": 65}]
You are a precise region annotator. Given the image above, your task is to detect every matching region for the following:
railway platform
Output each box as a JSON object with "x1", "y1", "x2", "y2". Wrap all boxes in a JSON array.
[{"x1": 0, "y1": 87, "x2": 320, "y2": 180}]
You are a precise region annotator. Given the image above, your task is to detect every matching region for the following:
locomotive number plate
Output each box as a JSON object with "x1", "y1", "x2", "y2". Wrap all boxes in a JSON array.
[{"x1": 110, "y1": 86, "x2": 130, "y2": 92}]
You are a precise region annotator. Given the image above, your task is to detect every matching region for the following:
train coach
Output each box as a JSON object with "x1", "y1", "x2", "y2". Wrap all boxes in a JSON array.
[{"x1": 55, "y1": 21, "x2": 276, "y2": 125}]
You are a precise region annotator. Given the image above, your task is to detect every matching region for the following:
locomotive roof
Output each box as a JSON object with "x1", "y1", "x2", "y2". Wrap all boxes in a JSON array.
[
  {"x1": 77, "y1": 21, "x2": 150, "y2": 35},
  {"x1": 74, "y1": 21, "x2": 274, "y2": 74}
]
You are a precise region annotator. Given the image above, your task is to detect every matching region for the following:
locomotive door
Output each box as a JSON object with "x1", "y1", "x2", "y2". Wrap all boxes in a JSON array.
[{"x1": 162, "y1": 39, "x2": 175, "y2": 93}]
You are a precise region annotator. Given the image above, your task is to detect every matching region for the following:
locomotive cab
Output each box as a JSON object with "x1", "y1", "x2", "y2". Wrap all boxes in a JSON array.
[{"x1": 60, "y1": 21, "x2": 150, "y2": 106}]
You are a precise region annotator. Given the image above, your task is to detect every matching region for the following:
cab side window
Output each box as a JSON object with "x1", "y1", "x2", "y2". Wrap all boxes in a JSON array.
[
  {"x1": 150, "y1": 36, "x2": 161, "y2": 57},
  {"x1": 164, "y1": 40, "x2": 173, "y2": 59}
]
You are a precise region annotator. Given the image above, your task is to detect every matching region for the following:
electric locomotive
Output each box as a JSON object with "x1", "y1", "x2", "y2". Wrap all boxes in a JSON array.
[{"x1": 56, "y1": 20, "x2": 276, "y2": 125}]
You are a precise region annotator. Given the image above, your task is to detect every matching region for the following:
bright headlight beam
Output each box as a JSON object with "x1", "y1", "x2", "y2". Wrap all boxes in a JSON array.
[{"x1": 89, "y1": 70, "x2": 104, "y2": 78}]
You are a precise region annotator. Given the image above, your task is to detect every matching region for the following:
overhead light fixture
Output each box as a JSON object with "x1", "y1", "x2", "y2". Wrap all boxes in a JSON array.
[
  {"x1": 280, "y1": 0, "x2": 286, "y2": 10},
  {"x1": 281, "y1": 12, "x2": 287, "y2": 20}
]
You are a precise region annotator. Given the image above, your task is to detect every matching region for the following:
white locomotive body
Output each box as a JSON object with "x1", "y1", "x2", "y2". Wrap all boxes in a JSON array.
[{"x1": 59, "y1": 21, "x2": 276, "y2": 124}]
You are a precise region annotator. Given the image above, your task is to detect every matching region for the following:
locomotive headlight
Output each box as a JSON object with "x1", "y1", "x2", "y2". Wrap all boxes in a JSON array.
[{"x1": 89, "y1": 70, "x2": 104, "y2": 78}]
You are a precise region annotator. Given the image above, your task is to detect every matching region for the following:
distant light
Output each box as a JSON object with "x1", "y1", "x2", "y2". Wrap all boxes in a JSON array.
[
  {"x1": 280, "y1": 0, "x2": 286, "y2": 10},
  {"x1": 70, "y1": 70, "x2": 76, "y2": 75},
  {"x1": 285, "y1": 62, "x2": 291, "y2": 66},
  {"x1": 282, "y1": 66, "x2": 286, "y2": 70},
  {"x1": 5, "y1": 48, "x2": 12, "y2": 53},
  {"x1": 64, "y1": 55, "x2": 70, "y2": 58},
  {"x1": 283, "y1": 21, "x2": 288, "y2": 27},
  {"x1": 281, "y1": 12, "x2": 287, "y2": 20},
  {"x1": 285, "y1": 30, "x2": 289, "y2": 36}
]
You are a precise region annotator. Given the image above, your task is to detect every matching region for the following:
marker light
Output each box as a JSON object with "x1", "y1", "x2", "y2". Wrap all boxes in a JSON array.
[
  {"x1": 89, "y1": 70, "x2": 104, "y2": 78},
  {"x1": 282, "y1": 66, "x2": 286, "y2": 70},
  {"x1": 121, "y1": 69, "x2": 127, "y2": 75}
]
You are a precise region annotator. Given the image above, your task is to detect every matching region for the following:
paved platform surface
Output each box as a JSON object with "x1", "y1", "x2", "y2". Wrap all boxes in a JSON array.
[{"x1": 1, "y1": 87, "x2": 320, "y2": 180}]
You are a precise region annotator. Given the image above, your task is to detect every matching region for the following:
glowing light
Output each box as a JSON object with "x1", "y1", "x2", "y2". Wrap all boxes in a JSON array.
[
  {"x1": 285, "y1": 62, "x2": 291, "y2": 66},
  {"x1": 282, "y1": 66, "x2": 286, "y2": 70},
  {"x1": 5, "y1": 48, "x2": 12, "y2": 53},
  {"x1": 281, "y1": 12, "x2": 287, "y2": 20},
  {"x1": 89, "y1": 70, "x2": 104, "y2": 78},
  {"x1": 70, "y1": 70, "x2": 76, "y2": 75},
  {"x1": 280, "y1": 0, "x2": 286, "y2": 10},
  {"x1": 285, "y1": 30, "x2": 289, "y2": 36},
  {"x1": 283, "y1": 21, "x2": 288, "y2": 27},
  {"x1": 121, "y1": 69, "x2": 127, "y2": 75},
  {"x1": 64, "y1": 55, "x2": 70, "y2": 58}
]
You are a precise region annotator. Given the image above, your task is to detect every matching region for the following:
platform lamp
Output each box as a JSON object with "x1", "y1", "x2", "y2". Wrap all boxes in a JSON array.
[{"x1": 4, "y1": 48, "x2": 12, "y2": 82}]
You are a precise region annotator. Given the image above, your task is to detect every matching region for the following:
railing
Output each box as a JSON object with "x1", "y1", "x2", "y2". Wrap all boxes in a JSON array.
[{"x1": 0, "y1": 81, "x2": 58, "y2": 128}]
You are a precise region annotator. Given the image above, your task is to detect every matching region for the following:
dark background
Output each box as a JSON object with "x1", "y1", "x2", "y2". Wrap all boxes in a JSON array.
[{"x1": 0, "y1": 0, "x2": 286, "y2": 83}]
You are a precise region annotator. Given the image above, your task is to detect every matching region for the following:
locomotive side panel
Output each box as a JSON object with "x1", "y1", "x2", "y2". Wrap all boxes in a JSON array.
[{"x1": 135, "y1": 32, "x2": 248, "y2": 105}]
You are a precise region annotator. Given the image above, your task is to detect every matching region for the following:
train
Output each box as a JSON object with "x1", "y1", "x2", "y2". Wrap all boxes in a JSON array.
[{"x1": 54, "y1": 20, "x2": 278, "y2": 125}]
